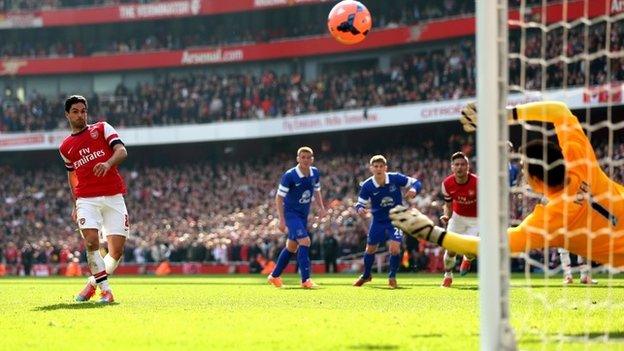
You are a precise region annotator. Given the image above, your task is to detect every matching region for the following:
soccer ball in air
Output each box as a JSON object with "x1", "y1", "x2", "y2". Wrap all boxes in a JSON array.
[{"x1": 327, "y1": 0, "x2": 372, "y2": 45}]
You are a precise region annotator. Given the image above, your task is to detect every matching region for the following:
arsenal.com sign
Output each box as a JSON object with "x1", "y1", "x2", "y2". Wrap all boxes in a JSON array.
[
  {"x1": 181, "y1": 49, "x2": 244, "y2": 65},
  {"x1": 119, "y1": 0, "x2": 201, "y2": 19}
]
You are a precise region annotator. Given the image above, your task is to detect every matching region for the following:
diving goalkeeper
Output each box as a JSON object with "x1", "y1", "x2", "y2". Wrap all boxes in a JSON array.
[{"x1": 390, "y1": 101, "x2": 624, "y2": 267}]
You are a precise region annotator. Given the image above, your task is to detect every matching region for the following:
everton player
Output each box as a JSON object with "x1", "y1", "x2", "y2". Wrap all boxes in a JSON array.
[
  {"x1": 268, "y1": 147, "x2": 326, "y2": 289},
  {"x1": 353, "y1": 155, "x2": 421, "y2": 289}
]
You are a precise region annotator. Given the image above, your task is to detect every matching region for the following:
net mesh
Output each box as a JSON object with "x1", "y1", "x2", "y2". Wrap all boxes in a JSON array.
[{"x1": 507, "y1": 0, "x2": 624, "y2": 347}]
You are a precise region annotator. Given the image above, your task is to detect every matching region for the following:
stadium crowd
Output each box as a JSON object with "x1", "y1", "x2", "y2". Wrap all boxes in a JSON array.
[
  {"x1": 0, "y1": 42, "x2": 477, "y2": 131},
  {"x1": 0, "y1": 0, "x2": 473, "y2": 58},
  {"x1": 1, "y1": 16, "x2": 622, "y2": 132},
  {"x1": 2, "y1": 137, "x2": 623, "y2": 275}
]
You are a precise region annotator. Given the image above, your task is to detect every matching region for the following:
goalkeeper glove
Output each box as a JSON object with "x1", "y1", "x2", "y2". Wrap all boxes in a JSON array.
[
  {"x1": 460, "y1": 102, "x2": 477, "y2": 133},
  {"x1": 390, "y1": 206, "x2": 446, "y2": 246}
]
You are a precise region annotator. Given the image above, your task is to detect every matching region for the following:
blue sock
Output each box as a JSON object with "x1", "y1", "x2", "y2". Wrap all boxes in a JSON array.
[
  {"x1": 297, "y1": 245, "x2": 311, "y2": 282},
  {"x1": 389, "y1": 254, "x2": 400, "y2": 278},
  {"x1": 271, "y1": 248, "x2": 293, "y2": 277},
  {"x1": 363, "y1": 253, "x2": 375, "y2": 278}
]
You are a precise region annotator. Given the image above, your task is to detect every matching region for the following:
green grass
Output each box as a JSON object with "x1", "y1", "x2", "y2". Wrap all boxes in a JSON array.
[{"x1": 1, "y1": 274, "x2": 623, "y2": 350}]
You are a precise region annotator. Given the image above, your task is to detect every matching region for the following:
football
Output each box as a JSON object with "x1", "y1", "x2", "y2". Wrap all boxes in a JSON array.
[{"x1": 327, "y1": 0, "x2": 372, "y2": 45}]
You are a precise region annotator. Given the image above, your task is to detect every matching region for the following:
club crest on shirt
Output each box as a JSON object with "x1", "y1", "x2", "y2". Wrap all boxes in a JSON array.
[
  {"x1": 380, "y1": 196, "x2": 395, "y2": 207},
  {"x1": 90, "y1": 129, "x2": 99, "y2": 139},
  {"x1": 389, "y1": 184, "x2": 397, "y2": 192},
  {"x1": 299, "y1": 190, "x2": 312, "y2": 204},
  {"x1": 79, "y1": 218, "x2": 85, "y2": 225}
]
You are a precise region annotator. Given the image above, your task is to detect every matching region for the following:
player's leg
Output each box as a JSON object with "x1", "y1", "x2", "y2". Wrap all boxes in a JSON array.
[
  {"x1": 101, "y1": 195, "x2": 130, "y2": 275},
  {"x1": 558, "y1": 248, "x2": 574, "y2": 284},
  {"x1": 459, "y1": 220, "x2": 478, "y2": 276},
  {"x1": 268, "y1": 238, "x2": 297, "y2": 288},
  {"x1": 442, "y1": 215, "x2": 464, "y2": 287},
  {"x1": 104, "y1": 235, "x2": 126, "y2": 274},
  {"x1": 98, "y1": 195, "x2": 130, "y2": 303},
  {"x1": 76, "y1": 229, "x2": 107, "y2": 301},
  {"x1": 75, "y1": 198, "x2": 110, "y2": 301},
  {"x1": 353, "y1": 243, "x2": 377, "y2": 286},
  {"x1": 577, "y1": 255, "x2": 598, "y2": 285},
  {"x1": 387, "y1": 226, "x2": 403, "y2": 289},
  {"x1": 296, "y1": 236, "x2": 316, "y2": 288},
  {"x1": 268, "y1": 214, "x2": 303, "y2": 287},
  {"x1": 354, "y1": 222, "x2": 382, "y2": 286}
]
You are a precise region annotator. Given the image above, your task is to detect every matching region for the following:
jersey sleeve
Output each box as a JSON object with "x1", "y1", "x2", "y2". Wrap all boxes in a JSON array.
[
  {"x1": 314, "y1": 169, "x2": 321, "y2": 191},
  {"x1": 441, "y1": 181, "x2": 452, "y2": 202},
  {"x1": 355, "y1": 184, "x2": 370, "y2": 210},
  {"x1": 103, "y1": 122, "x2": 124, "y2": 148},
  {"x1": 513, "y1": 101, "x2": 598, "y2": 168},
  {"x1": 555, "y1": 115, "x2": 597, "y2": 175},
  {"x1": 507, "y1": 204, "x2": 564, "y2": 253},
  {"x1": 59, "y1": 150, "x2": 74, "y2": 172},
  {"x1": 406, "y1": 176, "x2": 422, "y2": 193},
  {"x1": 394, "y1": 173, "x2": 409, "y2": 187},
  {"x1": 277, "y1": 172, "x2": 290, "y2": 198}
]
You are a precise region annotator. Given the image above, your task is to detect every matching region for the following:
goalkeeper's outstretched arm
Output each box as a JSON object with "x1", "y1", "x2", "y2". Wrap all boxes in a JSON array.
[
  {"x1": 509, "y1": 100, "x2": 575, "y2": 126},
  {"x1": 389, "y1": 206, "x2": 481, "y2": 257},
  {"x1": 463, "y1": 100, "x2": 583, "y2": 134}
]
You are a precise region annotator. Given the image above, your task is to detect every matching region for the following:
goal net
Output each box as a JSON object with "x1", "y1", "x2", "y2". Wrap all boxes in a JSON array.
[{"x1": 480, "y1": 0, "x2": 624, "y2": 349}]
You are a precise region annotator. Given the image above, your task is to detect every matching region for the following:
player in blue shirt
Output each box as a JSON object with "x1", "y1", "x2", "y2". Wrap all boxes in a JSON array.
[
  {"x1": 268, "y1": 146, "x2": 326, "y2": 289},
  {"x1": 353, "y1": 155, "x2": 422, "y2": 288},
  {"x1": 508, "y1": 141, "x2": 520, "y2": 187}
]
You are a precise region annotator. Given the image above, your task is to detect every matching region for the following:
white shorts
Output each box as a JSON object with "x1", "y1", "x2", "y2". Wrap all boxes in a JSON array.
[
  {"x1": 76, "y1": 194, "x2": 129, "y2": 238},
  {"x1": 448, "y1": 213, "x2": 479, "y2": 237}
]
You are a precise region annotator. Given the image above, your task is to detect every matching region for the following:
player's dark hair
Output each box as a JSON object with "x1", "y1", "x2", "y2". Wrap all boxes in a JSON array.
[
  {"x1": 451, "y1": 152, "x2": 468, "y2": 162},
  {"x1": 64, "y1": 95, "x2": 87, "y2": 112},
  {"x1": 522, "y1": 139, "x2": 565, "y2": 188}
]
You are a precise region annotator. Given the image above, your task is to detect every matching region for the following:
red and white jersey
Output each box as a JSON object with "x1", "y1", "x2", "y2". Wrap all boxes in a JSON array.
[
  {"x1": 441, "y1": 173, "x2": 477, "y2": 218},
  {"x1": 59, "y1": 121, "x2": 126, "y2": 198}
]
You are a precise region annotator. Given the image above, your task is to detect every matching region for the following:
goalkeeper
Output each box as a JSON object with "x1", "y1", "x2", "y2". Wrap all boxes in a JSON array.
[{"x1": 391, "y1": 101, "x2": 624, "y2": 267}]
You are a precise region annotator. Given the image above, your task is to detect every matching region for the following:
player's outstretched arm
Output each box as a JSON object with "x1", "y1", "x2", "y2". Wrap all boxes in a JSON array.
[
  {"x1": 389, "y1": 206, "x2": 479, "y2": 256},
  {"x1": 460, "y1": 101, "x2": 580, "y2": 131},
  {"x1": 510, "y1": 101, "x2": 575, "y2": 126}
]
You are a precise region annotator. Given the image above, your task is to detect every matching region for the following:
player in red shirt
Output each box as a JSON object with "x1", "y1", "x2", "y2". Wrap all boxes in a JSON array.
[
  {"x1": 59, "y1": 95, "x2": 129, "y2": 303},
  {"x1": 439, "y1": 152, "x2": 478, "y2": 287}
]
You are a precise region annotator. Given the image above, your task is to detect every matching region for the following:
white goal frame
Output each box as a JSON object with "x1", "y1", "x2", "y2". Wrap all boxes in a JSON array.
[{"x1": 477, "y1": 1, "x2": 517, "y2": 350}]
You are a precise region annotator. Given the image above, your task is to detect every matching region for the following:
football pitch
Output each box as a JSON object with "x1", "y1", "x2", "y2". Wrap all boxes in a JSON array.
[{"x1": 1, "y1": 274, "x2": 623, "y2": 351}]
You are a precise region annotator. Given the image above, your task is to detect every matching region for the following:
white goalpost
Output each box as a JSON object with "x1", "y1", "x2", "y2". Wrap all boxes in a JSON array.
[
  {"x1": 476, "y1": 1, "x2": 516, "y2": 350},
  {"x1": 478, "y1": 0, "x2": 623, "y2": 348}
]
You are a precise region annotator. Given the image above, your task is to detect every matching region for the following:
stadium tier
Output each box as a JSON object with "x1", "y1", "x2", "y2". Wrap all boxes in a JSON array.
[{"x1": 2, "y1": 1, "x2": 624, "y2": 349}]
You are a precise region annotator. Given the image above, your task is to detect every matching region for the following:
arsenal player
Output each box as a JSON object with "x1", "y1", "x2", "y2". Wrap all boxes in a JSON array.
[
  {"x1": 59, "y1": 95, "x2": 129, "y2": 303},
  {"x1": 439, "y1": 152, "x2": 478, "y2": 288}
]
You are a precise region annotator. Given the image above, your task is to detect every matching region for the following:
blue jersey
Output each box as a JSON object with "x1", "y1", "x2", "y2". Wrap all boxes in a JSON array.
[
  {"x1": 509, "y1": 162, "x2": 520, "y2": 187},
  {"x1": 356, "y1": 172, "x2": 422, "y2": 223},
  {"x1": 277, "y1": 165, "x2": 321, "y2": 217}
]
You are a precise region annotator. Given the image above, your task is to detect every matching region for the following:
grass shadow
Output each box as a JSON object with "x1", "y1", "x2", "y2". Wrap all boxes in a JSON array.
[
  {"x1": 33, "y1": 302, "x2": 118, "y2": 311},
  {"x1": 454, "y1": 285, "x2": 480, "y2": 291},
  {"x1": 410, "y1": 333, "x2": 444, "y2": 338},
  {"x1": 512, "y1": 284, "x2": 624, "y2": 290},
  {"x1": 348, "y1": 344, "x2": 399, "y2": 350},
  {"x1": 520, "y1": 331, "x2": 624, "y2": 345},
  {"x1": 369, "y1": 286, "x2": 409, "y2": 290}
]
